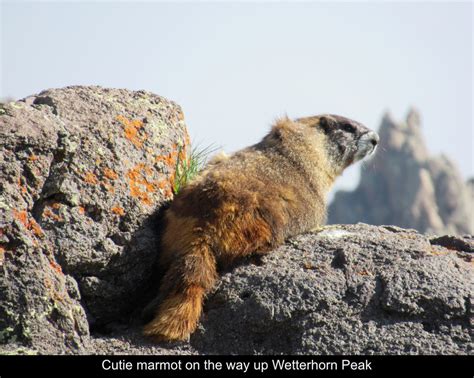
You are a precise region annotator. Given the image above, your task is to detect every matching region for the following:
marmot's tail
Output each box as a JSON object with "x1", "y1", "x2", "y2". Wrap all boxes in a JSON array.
[{"x1": 143, "y1": 242, "x2": 217, "y2": 341}]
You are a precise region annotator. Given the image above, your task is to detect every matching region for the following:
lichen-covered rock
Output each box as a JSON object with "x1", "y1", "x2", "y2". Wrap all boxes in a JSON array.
[{"x1": 0, "y1": 86, "x2": 189, "y2": 353}]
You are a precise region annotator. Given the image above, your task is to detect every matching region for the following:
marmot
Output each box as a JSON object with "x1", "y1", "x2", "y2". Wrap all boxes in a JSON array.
[{"x1": 143, "y1": 114, "x2": 379, "y2": 341}]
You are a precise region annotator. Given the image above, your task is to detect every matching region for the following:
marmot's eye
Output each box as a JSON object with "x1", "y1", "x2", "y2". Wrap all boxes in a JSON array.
[{"x1": 342, "y1": 123, "x2": 355, "y2": 133}]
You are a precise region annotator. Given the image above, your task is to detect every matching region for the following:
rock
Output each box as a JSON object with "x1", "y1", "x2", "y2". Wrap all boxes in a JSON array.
[
  {"x1": 191, "y1": 224, "x2": 472, "y2": 354},
  {"x1": 31, "y1": 224, "x2": 469, "y2": 355},
  {"x1": 83, "y1": 224, "x2": 472, "y2": 355},
  {"x1": 0, "y1": 86, "x2": 189, "y2": 354},
  {"x1": 328, "y1": 109, "x2": 474, "y2": 235}
]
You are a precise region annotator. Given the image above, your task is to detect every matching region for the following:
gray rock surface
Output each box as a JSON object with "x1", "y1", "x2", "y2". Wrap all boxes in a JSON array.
[
  {"x1": 191, "y1": 224, "x2": 472, "y2": 354},
  {"x1": 27, "y1": 224, "x2": 469, "y2": 356},
  {"x1": 1, "y1": 91, "x2": 472, "y2": 355},
  {"x1": 0, "y1": 86, "x2": 189, "y2": 353},
  {"x1": 328, "y1": 109, "x2": 474, "y2": 235}
]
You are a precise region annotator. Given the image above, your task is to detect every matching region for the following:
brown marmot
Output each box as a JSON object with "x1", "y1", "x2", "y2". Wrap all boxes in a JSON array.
[{"x1": 143, "y1": 114, "x2": 379, "y2": 341}]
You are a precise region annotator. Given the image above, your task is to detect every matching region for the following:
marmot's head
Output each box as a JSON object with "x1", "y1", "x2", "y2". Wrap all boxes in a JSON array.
[{"x1": 297, "y1": 114, "x2": 379, "y2": 173}]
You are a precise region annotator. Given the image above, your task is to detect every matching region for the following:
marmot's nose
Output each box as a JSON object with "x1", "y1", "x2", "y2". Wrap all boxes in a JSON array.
[{"x1": 366, "y1": 131, "x2": 379, "y2": 147}]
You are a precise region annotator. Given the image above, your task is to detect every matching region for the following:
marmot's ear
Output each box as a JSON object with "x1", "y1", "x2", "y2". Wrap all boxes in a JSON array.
[
  {"x1": 319, "y1": 116, "x2": 332, "y2": 134},
  {"x1": 263, "y1": 119, "x2": 287, "y2": 145},
  {"x1": 271, "y1": 117, "x2": 294, "y2": 139}
]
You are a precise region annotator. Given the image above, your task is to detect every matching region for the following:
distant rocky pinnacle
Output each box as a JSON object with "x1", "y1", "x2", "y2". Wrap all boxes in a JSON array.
[{"x1": 328, "y1": 109, "x2": 473, "y2": 235}]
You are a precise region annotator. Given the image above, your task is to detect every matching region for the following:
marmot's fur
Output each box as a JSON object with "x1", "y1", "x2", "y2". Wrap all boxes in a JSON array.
[{"x1": 143, "y1": 114, "x2": 379, "y2": 341}]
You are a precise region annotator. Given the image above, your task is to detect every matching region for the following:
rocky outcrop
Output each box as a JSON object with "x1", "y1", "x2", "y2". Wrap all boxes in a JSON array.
[
  {"x1": 328, "y1": 109, "x2": 474, "y2": 235},
  {"x1": 0, "y1": 86, "x2": 189, "y2": 353},
  {"x1": 73, "y1": 225, "x2": 474, "y2": 355},
  {"x1": 191, "y1": 224, "x2": 472, "y2": 354},
  {"x1": 1, "y1": 91, "x2": 472, "y2": 355}
]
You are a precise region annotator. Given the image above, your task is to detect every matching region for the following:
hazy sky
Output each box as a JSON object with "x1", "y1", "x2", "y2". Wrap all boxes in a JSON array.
[{"x1": 1, "y1": 1, "x2": 472, "y2": 194}]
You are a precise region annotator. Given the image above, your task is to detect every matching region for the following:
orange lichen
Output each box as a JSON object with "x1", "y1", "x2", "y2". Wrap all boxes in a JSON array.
[
  {"x1": 78, "y1": 206, "x2": 85, "y2": 215},
  {"x1": 156, "y1": 139, "x2": 191, "y2": 194},
  {"x1": 13, "y1": 209, "x2": 29, "y2": 228},
  {"x1": 13, "y1": 209, "x2": 45, "y2": 237},
  {"x1": 116, "y1": 115, "x2": 146, "y2": 148},
  {"x1": 156, "y1": 149, "x2": 181, "y2": 194},
  {"x1": 164, "y1": 187, "x2": 174, "y2": 199},
  {"x1": 49, "y1": 260, "x2": 63, "y2": 275},
  {"x1": 103, "y1": 168, "x2": 119, "y2": 180},
  {"x1": 126, "y1": 163, "x2": 158, "y2": 206},
  {"x1": 155, "y1": 151, "x2": 178, "y2": 167},
  {"x1": 145, "y1": 180, "x2": 156, "y2": 193},
  {"x1": 83, "y1": 171, "x2": 99, "y2": 185},
  {"x1": 169, "y1": 174, "x2": 176, "y2": 192},
  {"x1": 156, "y1": 180, "x2": 168, "y2": 190},
  {"x1": 155, "y1": 143, "x2": 190, "y2": 198},
  {"x1": 178, "y1": 147, "x2": 187, "y2": 165},
  {"x1": 28, "y1": 154, "x2": 38, "y2": 161},
  {"x1": 111, "y1": 206, "x2": 125, "y2": 216},
  {"x1": 127, "y1": 164, "x2": 143, "y2": 182},
  {"x1": 43, "y1": 209, "x2": 62, "y2": 222},
  {"x1": 0, "y1": 246, "x2": 5, "y2": 264},
  {"x1": 29, "y1": 218, "x2": 44, "y2": 237}
]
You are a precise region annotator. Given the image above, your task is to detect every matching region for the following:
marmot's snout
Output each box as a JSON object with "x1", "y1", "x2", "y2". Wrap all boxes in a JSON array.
[{"x1": 354, "y1": 130, "x2": 379, "y2": 161}]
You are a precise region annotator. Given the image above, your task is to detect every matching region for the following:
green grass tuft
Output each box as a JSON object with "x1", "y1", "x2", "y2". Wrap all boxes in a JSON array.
[{"x1": 172, "y1": 143, "x2": 217, "y2": 195}]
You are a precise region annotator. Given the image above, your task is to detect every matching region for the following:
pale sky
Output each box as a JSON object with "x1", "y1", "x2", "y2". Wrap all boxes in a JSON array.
[{"x1": 1, "y1": 1, "x2": 472, "y2": 194}]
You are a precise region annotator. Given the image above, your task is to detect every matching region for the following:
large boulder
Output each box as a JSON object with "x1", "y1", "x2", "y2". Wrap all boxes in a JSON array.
[
  {"x1": 190, "y1": 224, "x2": 472, "y2": 354},
  {"x1": 86, "y1": 224, "x2": 473, "y2": 355},
  {"x1": 328, "y1": 109, "x2": 474, "y2": 235},
  {"x1": 0, "y1": 86, "x2": 189, "y2": 353}
]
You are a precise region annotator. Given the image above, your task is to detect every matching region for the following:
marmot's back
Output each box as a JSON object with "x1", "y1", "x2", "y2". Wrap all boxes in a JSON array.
[{"x1": 144, "y1": 115, "x2": 379, "y2": 341}]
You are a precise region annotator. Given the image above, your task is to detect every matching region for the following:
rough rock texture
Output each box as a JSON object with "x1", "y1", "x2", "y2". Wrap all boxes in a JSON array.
[
  {"x1": 0, "y1": 86, "x2": 189, "y2": 353},
  {"x1": 1, "y1": 91, "x2": 472, "y2": 355},
  {"x1": 191, "y1": 224, "x2": 473, "y2": 354},
  {"x1": 7, "y1": 223, "x2": 471, "y2": 355},
  {"x1": 328, "y1": 109, "x2": 474, "y2": 235}
]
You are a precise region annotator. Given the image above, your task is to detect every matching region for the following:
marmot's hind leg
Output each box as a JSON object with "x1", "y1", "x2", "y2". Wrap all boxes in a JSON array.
[{"x1": 143, "y1": 242, "x2": 217, "y2": 341}]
